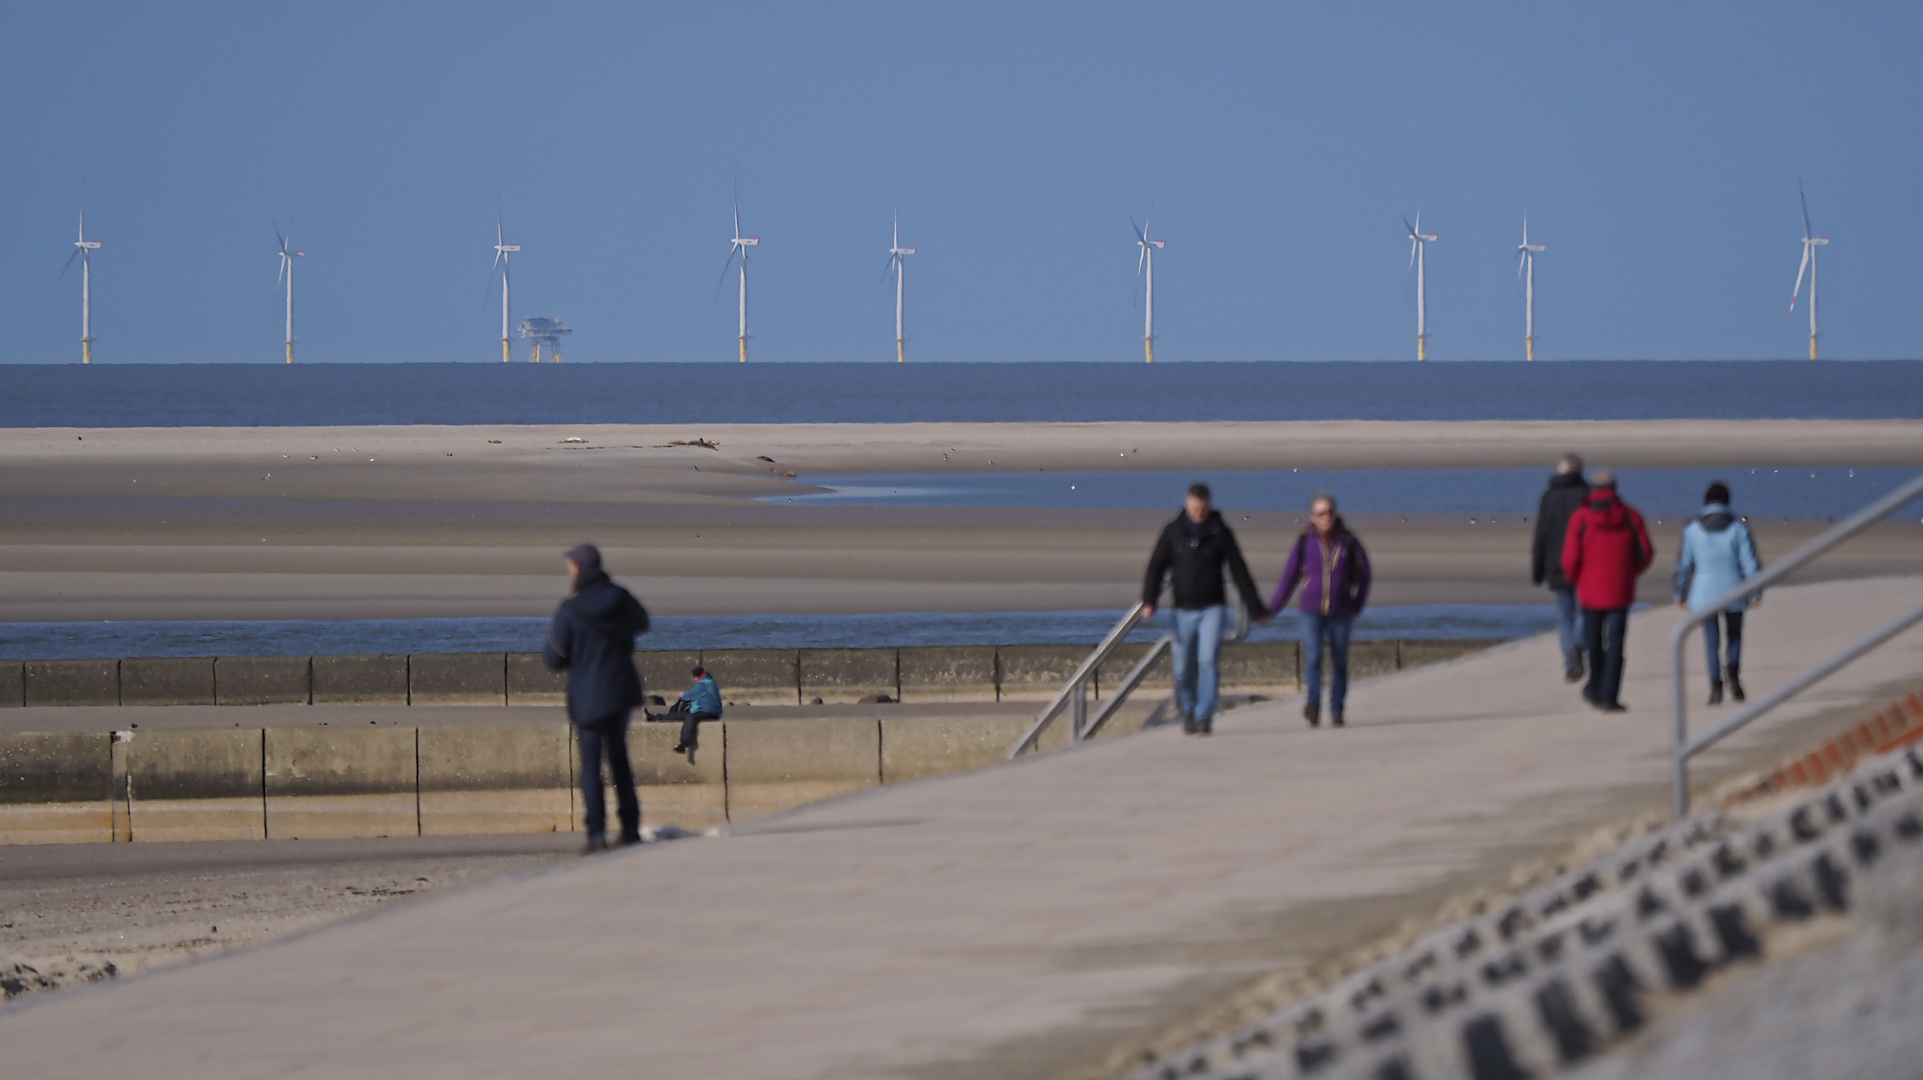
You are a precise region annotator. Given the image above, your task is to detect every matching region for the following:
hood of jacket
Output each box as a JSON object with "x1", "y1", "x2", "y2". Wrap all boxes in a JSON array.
[
  {"x1": 1548, "y1": 471, "x2": 1587, "y2": 491},
  {"x1": 1698, "y1": 503, "x2": 1735, "y2": 532},
  {"x1": 1583, "y1": 489, "x2": 1631, "y2": 528},
  {"x1": 570, "y1": 576, "x2": 631, "y2": 621}
]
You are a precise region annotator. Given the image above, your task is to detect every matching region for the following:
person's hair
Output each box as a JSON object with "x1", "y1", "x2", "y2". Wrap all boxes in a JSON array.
[
  {"x1": 692, "y1": 666, "x2": 706, "y2": 678},
  {"x1": 1310, "y1": 492, "x2": 1337, "y2": 514},
  {"x1": 1557, "y1": 453, "x2": 1584, "y2": 476},
  {"x1": 1187, "y1": 483, "x2": 1211, "y2": 501},
  {"x1": 1704, "y1": 481, "x2": 1730, "y2": 505},
  {"x1": 1590, "y1": 468, "x2": 1616, "y2": 489}
]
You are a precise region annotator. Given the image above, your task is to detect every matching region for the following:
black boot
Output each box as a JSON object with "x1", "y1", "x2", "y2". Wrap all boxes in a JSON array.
[
  {"x1": 1303, "y1": 702, "x2": 1321, "y2": 728},
  {"x1": 1566, "y1": 646, "x2": 1585, "y2": 683},
  {"x1": 1707, "y1": 680, "x2": 1723, "y2": 706},
  {"x1": 1728, "y1": 664, "x2": 1745, "y2": 703}
]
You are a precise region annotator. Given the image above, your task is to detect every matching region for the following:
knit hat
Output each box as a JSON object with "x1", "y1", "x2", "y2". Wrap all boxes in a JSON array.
[{"x1": 564, "y1": 543, "x2": 602, "y2": 571}]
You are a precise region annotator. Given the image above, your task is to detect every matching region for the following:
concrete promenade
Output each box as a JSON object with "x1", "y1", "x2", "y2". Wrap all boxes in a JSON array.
[{"x1": 5, "y1": 577, "x2": 1921, "y2": 1079}]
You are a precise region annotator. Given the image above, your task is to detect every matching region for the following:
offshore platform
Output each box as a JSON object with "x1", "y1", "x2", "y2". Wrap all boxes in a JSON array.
[{"x1": 518, "y1": 317, "x2": 571, "y2": 362}]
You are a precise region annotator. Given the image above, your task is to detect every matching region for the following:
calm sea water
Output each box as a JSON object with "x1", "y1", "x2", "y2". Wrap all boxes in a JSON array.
[
  {"x1": 0, "y1": 605, "x2": 1553, "y2": 660},
  {"x1": 4, "y1": 361, "x2": 1920, "y2": 426}
]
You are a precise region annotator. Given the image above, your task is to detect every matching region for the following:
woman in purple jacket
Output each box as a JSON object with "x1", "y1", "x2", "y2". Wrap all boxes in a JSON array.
[{"x1": 1270, "y1": 493, "x2": 1373, "y2": 728}]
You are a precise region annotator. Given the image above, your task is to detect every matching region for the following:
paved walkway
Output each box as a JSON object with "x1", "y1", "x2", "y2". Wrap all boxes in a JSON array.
[{"x1": 5, "y1": 578, "x2": 1921, "y2": 1080}]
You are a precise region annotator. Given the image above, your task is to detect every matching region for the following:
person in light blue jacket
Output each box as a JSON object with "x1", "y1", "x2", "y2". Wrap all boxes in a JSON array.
[
  {"x1": 1674, "y1": 482, "x2": 1763, "y2": 705},
  {"x1": 671, "y1": 666, "x2": 723, "y2": 756}
]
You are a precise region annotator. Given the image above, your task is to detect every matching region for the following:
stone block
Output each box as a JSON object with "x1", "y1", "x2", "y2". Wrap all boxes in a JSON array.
[
  {"x1": 881, "y1": 715, "x2": 1034, "y2": 783},
  {"x1": 1345, "y1": 640, "x2": 1401, "y2": 681},
  {"x1": 1221, "y1": 642, "x2": 1299, "y2": 695},
  {"x1": 799, "y1": 648, "x2": 897, "y2": 704},
  {"x1": 120, "y1": 657, "x2": 216, "y2": 707},
  {"x1": 23, "y1": 660, "x2": 118, "y2": 707},
  {"x1": 0, "y1": 661, "x2": 22, "y2": 707},
  {"x1": 1400, "y1": 639, "x2": 1502, "y2": 670},
  {"x1": 699, "y1": 649, "x2": 800, "y2": 706},
  {"x1": 0, "y1": 732, "x2": 113, "y2": 844},
  {"x1": 995, "y1": 644, "x2": 1088, "y2": 702},
  {"x1": 215, "y1": 656, "x2": 311, "y2": 706},
  {"x1": 897, "y1": 646, "x2": 1000, "y2": 703},
  {"x1": 636, "y1": 650, "x2": 701, "y2": 705},
  {"x1": 723, "y1": 718, "x2": 880, "y2": 821},
  {"x1": 410, "y1": 653, "x2": 506, "y2": 706},
  {"x1": 419, "y1": 724, "x2": 570, "y2": 835},
  {"x1": 263, "y1": 727, "x2": 418, "y2": 839},
  {"x1": 127, "y1": 729, "x2": 265, "y2": 842},
  {"x1": 628, "y1": 721, "x2": 727, "y2": 831},
  {"x1": 312, "y1": 655, "x2": 409, "y2": 705},
  {"x1": 506, "y1": 653, "x2": 568, "y2": 706},
  {"x1": 1095, "y1": 642, "x2": 1173, "y2": 700}
]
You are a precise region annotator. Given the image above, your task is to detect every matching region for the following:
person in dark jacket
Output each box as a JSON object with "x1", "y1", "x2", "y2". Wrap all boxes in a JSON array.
[
  {"x1": 543, "y1": 543, "x2": 651, "y2": 852},
  {"x1": 1270, "y1": 493, "x2": 1373, "y2": 728},
  {"x1": 1532, "y1": 453, "x2": 1590, "y2": 682},
  {"x1": 670, "y1": 666, "x2": 723, "y2": 756},
  {"x1": 1141, "y1": 484, "x2": 1268, "y2": 735},
  {"x1": 1560, "y1": 471, "x2": 1654, "y2": 713}
]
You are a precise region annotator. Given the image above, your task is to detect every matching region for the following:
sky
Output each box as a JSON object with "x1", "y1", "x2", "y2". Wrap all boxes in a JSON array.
[{"x1": 1, "y1": 2, "x2": 1919, "y2": 364}]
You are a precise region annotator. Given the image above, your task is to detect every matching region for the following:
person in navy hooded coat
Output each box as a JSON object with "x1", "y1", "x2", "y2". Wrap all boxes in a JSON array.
[{"x1": 544, "y1": 543, "x2": 651, "y2": 852}]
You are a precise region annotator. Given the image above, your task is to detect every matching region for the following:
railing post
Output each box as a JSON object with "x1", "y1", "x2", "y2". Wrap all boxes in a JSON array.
[
  {"x1": 1071, "y1": 679, "x2": 1087, "y2": 743},
  {"x1": 1670, "y1": 619, "x2": 1694, "y2": 819}
]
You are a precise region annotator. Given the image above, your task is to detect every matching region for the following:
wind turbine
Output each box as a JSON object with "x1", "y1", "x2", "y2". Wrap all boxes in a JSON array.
[
  {"x1": 1404, "y1": 212, "x2": 1437, "y2": 361},
  {"x1": 276, "y1": 225, "x2": 305, "y2": 364},
  {"x1": 719, "y1": 193, "x2": 759, "y2": 362},
  {"x1": 491, "y1": 217, "x2": 520, "y2": 363},
  {"x1": 1789, "y1": 184, "x2": 1829, "y2": 360},
  {"x1": 61, "y1": 209, "x2": 103, "y2": 364},
  {"x1": 1517, "y1": 213, "x2": 1546, "y2": 362},
  {"x1": 886, "y1": 209, "x2": 915, "y2": 362},
  {"x1": 1132, "y1": 213, "x2": 1164, "y2": 363}
]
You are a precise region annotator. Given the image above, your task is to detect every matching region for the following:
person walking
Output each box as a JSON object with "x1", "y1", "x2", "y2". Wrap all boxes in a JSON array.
[
  {"x1": 1674, "y1": 481, "x2": 1763, "y2": 705},
  {"x1": 1141, "y1": 483, "x2": 1268, "y2": 735},
  {"x1": 670, "y1": 666, "x2": 723, "y2": 756},
  {"x1": 543, "y1": 543, "x2": 651, "y2": 853},
  {"x1": 1560, "y1": 471, "x2": 1653, "y2": 713},
  {"x1": 1271, "y1": 493, "x2": 1372, "y2": 728},
  {"x1": 1532, "y1": 453, "x2": 1590, "y2": 682}
]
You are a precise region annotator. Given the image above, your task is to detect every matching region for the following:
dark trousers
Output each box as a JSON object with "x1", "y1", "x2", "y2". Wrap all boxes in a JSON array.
[
  {"x1": 1582, "y1": 607, "x2": 1629, "y2": 707},
  {"x1": 577, "y1": 714, "x2": 640, "y2": 842},
  {"x1": 678, "y1": 710, "x2": 720, "y2": 749},
  {"x1": 1703, "y1": 610, "x2": 1744, "y2": 682}
]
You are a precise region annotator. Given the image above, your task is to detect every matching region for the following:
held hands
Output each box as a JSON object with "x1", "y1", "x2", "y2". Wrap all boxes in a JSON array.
[{"x1": 1140, "y1": 605, "x2": 1155, "y2": 620}]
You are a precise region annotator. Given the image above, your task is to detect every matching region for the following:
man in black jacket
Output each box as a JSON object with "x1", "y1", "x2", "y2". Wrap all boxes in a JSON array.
[
  {"x1": 543, "y1": 543, "x2": 651, "y2": 852},
  {"x1": 1142, "y1": 484, "x2": 1268, "y2": 735},
  {"x1": 1531, "y1": 453, "x2": 1590, "y2": 682}
]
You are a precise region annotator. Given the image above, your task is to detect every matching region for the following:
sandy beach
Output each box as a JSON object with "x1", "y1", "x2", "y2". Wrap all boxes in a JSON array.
[{"x1": 2, "y1": 420, "x2": 1918, "y2": 622}]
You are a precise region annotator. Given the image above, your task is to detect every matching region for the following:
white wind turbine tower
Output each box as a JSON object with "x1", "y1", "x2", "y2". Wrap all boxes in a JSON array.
[
  {"x1": 1789, "y1": 184, "x2": 1829, "y2": 361},
  {"x1": 276, "y1": 225, "x2": 305, "y2": 364},
  {"x1": 1404, "y1": 212, "x2": 1437, "y2": 361},
  {"x1": 720, "y1": 193, "x2": 759, "y2": 362},
  {"x1": 886, "y1": 209, "x2": 915, "y2": 363},
  {"x1": 61, "y1": 209, "x2": 103, "y2": 364},
  {"x1": 1517, "y1": 213, "x2": 1546, "y2": 361},
  {"x1": 492, "y1": 217, "x2": 521, "y2": 363},
  {"x1": 1132, "y1": 214, "x2": 1164, "y2": 363}
]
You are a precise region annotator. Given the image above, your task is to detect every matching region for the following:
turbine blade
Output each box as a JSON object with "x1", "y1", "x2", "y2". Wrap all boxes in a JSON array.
[
  {"x1": 716, "y1": 247, "x2": 740, "y2": 296},
  {"x1": 1137, "y1": 244, "x2": 1147, "y2": 276},
  {"x1": 1409, "y1": 237, "x2": 1417, "y2": 270},
  {"x1": 59, "y1": 247, "x2": 80, "y2": 280},
  {"x1": 275, "y1": 221, "x2": 288, "y2": 254},
  {"x1": 1517, "y1": 250, "x2": 1526, "y2": 280},
  {"x1": 1790, "y1": 245, "x2": 1810, "y2": 310},
  {"x1": 1799, "y1": 182, "x2": 1812, "y2": 240},
  {"x1": 1402, "y1": 215, "x2": 1416, "y2": 238},
  {"x1": 1130, "y1": 214, "x2": 1145, "y2": 243}
]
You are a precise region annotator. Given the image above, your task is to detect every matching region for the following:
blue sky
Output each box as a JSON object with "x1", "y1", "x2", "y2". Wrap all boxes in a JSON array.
[{"x1": 2, "y1": 3, "x2": 1918, "y2": 364}]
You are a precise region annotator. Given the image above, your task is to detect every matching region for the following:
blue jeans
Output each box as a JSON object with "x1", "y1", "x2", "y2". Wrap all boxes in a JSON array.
[
  {"x1": 1172, "y1": 605, "x2": 1227, "y2": 722},
  {"x1": 1552, "y1": 585, "x2": 1582, "y2": 662},
  {"x1": 1703, "y1": 610, "x2": 1744, "y2": 682},
  {"x1": 1302, "y1": 613, "x2": 1355, "y2": 717},
  {"x1": 576, "y1": 714, "x2": 640, "y2": 843}
]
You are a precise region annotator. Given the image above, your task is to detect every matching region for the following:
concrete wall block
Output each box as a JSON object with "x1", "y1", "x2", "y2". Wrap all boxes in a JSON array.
[
  {"x1": 506, "y1": 653, "x2": 568, "y2": 706},
  {"x1": 881, "y1": 715, "x2": 1033, "y2": 784},
  {"x1": 635, "y1": 650, "x2": 701, "y2": 706},
  {"x1": 699, "y1": 649, "x2": 800, "y2": 706},
  {"x1": 630, "y1": 721, "x2": 727, "y2": 831},
  {"x1": 1345, "y1": 640, "x2": 1400, "y2": 681},
  {"x1": 312, "y1": 655, "x2": 409, "y2": 705},
  {"x1": 0, "y1": 732, "x2": 113, "y2": 844},
  {"x1": 897, "y1": 646, "x2": 999, "y2": 703},
  {"x1": 1400, "y1": 638, "x2": 1503, "y2": 670},
  {"x1": 23, "y1": 660, "x2": 119, "y2": 707},
  {"x1": 215, "y1": 657, "x2": 311, "y2": 706},
  {"x1": 1220, "y1": 642, "x2": 1300, "y2": 694},
  {"x1": 120, "y1": 657, "x2": 216, "y2": 707},
  {"x1": 419, "y1": 724, "x2": 569, "y2": 835},
  {"x1": 0, "y1": 661, "x2": 22, "y2": 707},
  {"x1": 127, "y1": 729, "x2": 265, "y2": 842},
  {"x1": 1095, "y1": 642, "x2": 1173, "y2": 700},
  {"x1": 724, "y1": 718, "x2": 880, "y2": 821},
  {"x1": 799, "y1": 648, "x2": 898, "y2": 704},
  {"x1": 995, "y1": 645, "x2": 1088, "y2": 702},
  {"x1": 264, "y1": 727, "x2": 418, "y2": 839},
  {"x1": 410, "y1": 653, "x2": 506, "y2": 706}
]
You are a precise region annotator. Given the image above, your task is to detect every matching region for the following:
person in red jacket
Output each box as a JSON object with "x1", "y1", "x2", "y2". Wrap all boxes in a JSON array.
[{"x1": 1560, "y1": 470, "x2": 1654, "y2": 712}]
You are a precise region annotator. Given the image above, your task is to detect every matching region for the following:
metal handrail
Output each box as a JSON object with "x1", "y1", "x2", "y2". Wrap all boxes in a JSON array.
[
  {"x1": 1009, "y1": 582, "x2": 1251, "y2": 759},
  {"x1": 1668, "y1": 472, "x2": 1923, "y2": 818}
]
